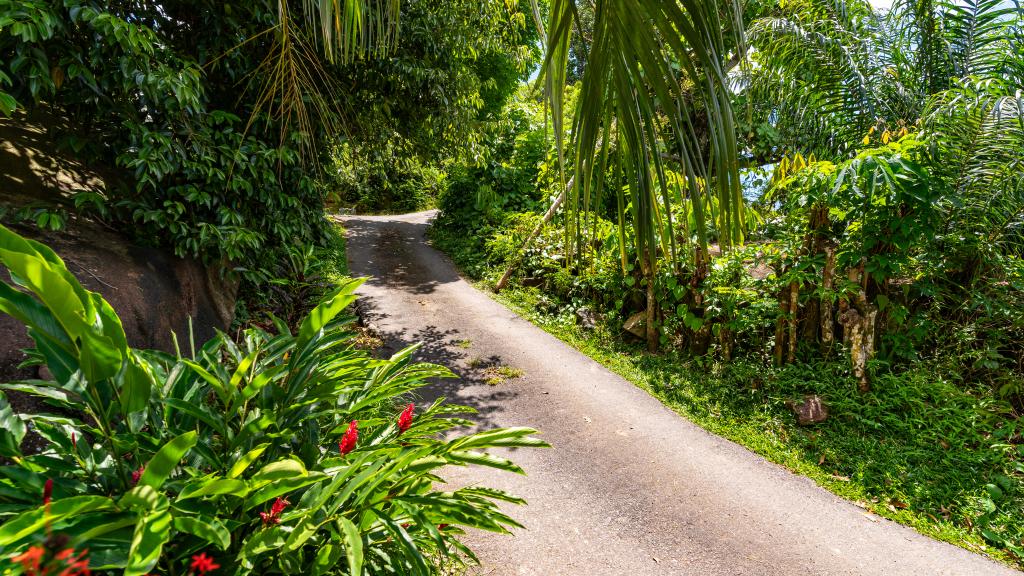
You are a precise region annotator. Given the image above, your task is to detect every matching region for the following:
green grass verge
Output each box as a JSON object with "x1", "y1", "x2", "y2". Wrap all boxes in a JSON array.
[{"x1": 478, "y1": 283, "x2": 1023, "y2": 568}]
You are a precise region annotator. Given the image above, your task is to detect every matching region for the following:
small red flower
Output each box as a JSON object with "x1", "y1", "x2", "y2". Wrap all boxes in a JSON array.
[
  {"x1": 43, "y1": 478, "x2": 53, "y2": 505},
  {"x1": 260, "y1": 497, "x2": 290, "y2": 525},
  {"x1": 190, "y1": 552, "x2": 220, "y2": 574},
  {"x1": 54, "y1": 547, "x2": 90, "y2": 576},
  {"x1": 338, "y1": 420, "x2": 358, "y2": 455},
  {"x1": 270, "y1": 497, "x2": 289, "y2": 516},
  {"x1": 13, "y1": 545, "x2": 45, "y2": 574},
  {"x1": 71, "y1": 432, "x2": 76, "y2": 450},
  {"x1": 131, "y1": 466, "x2": 145, "y2": 486},
  {"x1": 397, "y1": 403, "x2": 415, "y2": 434}
]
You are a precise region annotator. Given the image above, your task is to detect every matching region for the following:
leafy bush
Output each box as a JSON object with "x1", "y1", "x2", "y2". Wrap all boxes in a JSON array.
[
  {"x1": 325, "y1": 142, "x2": 444, "y2": 214},
  {"x1": 0, "y1": 224, "x2": 547, "y2": 574}
]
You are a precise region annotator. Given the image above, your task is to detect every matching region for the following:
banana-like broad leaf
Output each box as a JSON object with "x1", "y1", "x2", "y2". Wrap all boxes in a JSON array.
[
  {"x1": 139, "y1": 431, "x2": 198, "y2": 490},
  {"x1": 296, "y1": 277, "x2": 365, "y2": 352},
  {"x1": 0, "y1": 391, "x2": 25, "y2": 457},
  {"x1": 173, "y1": 515, "x2": 230, "y2": 550}
]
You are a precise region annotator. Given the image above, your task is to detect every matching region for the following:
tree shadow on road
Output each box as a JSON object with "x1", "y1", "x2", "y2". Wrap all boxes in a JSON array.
[
  {"x1": 356, "y1": 298, "x2": 518, "y2": 430},
  {"x1": 344, "y1": 218, "x2": 460, "y2": 296}
]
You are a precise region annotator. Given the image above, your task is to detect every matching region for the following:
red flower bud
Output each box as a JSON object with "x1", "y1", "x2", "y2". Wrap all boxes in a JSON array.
[
  {"x1": 397, "y1": 403, "x2": 415, "y2": 434},
  {"x1": 338, "y1": 420, "x2": 358, "y2": 455},
  {"x1": 42, "y1": 478, "x2": 53, "y2": 505},
  {"x1": 260, "y1": 497, "x2": 290, "y2": 525},
  {"x1": 190, "y1": 552, "x2": 220, "y2": 574},
  {"x1": 71, "y1": 432, "x2": 76, "y2": 450},
  {"x1": 131, "y1": 466, "x2": 145, "y2": 486}
]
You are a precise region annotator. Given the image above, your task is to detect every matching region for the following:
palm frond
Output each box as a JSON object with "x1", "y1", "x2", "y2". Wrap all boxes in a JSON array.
[{"x1": 541, "y1": 0, "x2": 746, "y2": 271}]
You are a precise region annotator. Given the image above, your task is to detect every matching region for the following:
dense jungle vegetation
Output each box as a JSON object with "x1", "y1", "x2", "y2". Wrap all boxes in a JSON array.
[
  {"x1": 0, "y1": 1, "x2": 547, "y2": 574},
  {"x1": 0, "y1": 0, "x2": 1022, "y2": 572},
  {"x1": 430, "y1": 0, "x2": 1024, "y2": 565}
]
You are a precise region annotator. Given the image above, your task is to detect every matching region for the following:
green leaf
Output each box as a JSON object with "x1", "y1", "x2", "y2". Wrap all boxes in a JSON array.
[
  {"x1": 252, "y1": 458, "x2": 307, "y2": 482},
  {"x1": 337, "y1": 516, "x2": 364, "y2": 576},
  {"x1": 296, "y1": 278, "x2": 365, "y2": 351},
  {"x1": 177, "y1": 478, "x2": 249, "y2": 501},
  {"x1": 125, "y1": 508, "x2": 172, "y2": 576},
  {"x1": 79, "y1": 331, "x2": 122, "y2": 383},
  {"x1": 237, "y1": 526, "x2": 288, "y2": 565},
  {"x1": 173, "y1": 515, "x2": 230, "y2": 550},
  {"x1": 140, "y1": 431, "x2": 198, "y2": 489},
  {"x1": 229, "y1": 444, "x2": 270, "y2": 479},
  {"x1": 0, "y1": 91, "x2": 18, "y2": 116},
  {"x1": 0, "y1": 391, "x2": 25, "y2": 457},
  {"x1": 448, "y1": 450, "x2": 525, "y2": 474},
  {"x1": 120, "y1": 354, "x2": 154, "y2": 415},
  {"x1": 0, "y1": 496, "x2": 115, "y2": 546},
  {"x1": 283, "y1": 515, "x2": 325, "y2": 553},
  {"x1": 120, "y1": 485, "x2": 169, "y2": 511},
  {"x1": 313, "y1": 543, "x2": 344, "y2": 576}
]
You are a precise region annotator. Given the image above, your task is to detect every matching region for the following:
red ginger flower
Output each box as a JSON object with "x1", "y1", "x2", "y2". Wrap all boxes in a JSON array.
[
  {"x1": 397, "y1": 403, "x2": 415, "y2": 434},
  {"x1": 54, "y1": 547, "x2": 90, "y2": 576},
  {"x1": 43, "y1": 478, "x2": 53, "y2": 505},
  {"x1": 190, "y1": 552, "x2": 220, "y2": 574},
  {"x1": 131, "y1": 466, "x2": 145, "y2": 486},
  {"x1": 259, "y1": 497, "x2": 290, "y2": 525},
  {"x1": 338, "y1": 420, "x2": 358, "y2": 455},
  {"x1": 13, "y1": 545, "x2": 45, "y2": 574},
  {"x1": 12, "y1": 543, "x2": 90, "y2": 576}
]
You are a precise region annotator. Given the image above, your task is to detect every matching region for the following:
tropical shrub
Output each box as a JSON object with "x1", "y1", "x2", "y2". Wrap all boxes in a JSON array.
[{"x1": 0, "y1": 224, "x2": 547, "y2": 574}]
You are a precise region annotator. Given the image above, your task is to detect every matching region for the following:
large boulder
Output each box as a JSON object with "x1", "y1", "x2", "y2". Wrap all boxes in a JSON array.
[
  {"x1": 0, "y1": 221, "x2": 236, "y2": 382},
  {"x1": 0, "y1": 108, "x2": 235, "y2": 382}
]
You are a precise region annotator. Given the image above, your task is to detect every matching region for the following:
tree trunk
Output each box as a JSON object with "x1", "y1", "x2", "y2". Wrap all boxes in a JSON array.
[
  {"x1": 819, "y1": 247, "x2": 836, "y2": 356},
  {"x1": 786, "y1": 280, "x2": 799, "y2": 363},
  {"x1": 839, "y1": 264, "x2": 878, "y2": 392},
  {"x1": 643, "y1": 257, "x2": 658, "y2": 353}
]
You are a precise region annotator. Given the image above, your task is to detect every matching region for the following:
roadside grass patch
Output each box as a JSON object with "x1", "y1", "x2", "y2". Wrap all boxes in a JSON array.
[{"x1": 487, "y1": 284, "x2": 1023, "y2": 567}]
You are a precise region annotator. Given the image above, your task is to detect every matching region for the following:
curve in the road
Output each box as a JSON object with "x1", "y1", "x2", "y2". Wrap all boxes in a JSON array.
[{"x1": 342, "y1": 210, "x2": 1018, "y2": 576}]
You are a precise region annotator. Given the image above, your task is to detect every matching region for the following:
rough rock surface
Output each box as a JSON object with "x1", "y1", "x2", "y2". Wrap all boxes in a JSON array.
[
  {"x1": 574, "y1": 307, "x2": 599, "y2": 330},
  {"x1": 788, "y1": 394, "x2": 830, "y2": 426},
  {"x1": 623, "y1": 310, "x2": 647, "y2": 339},
  {"x1": 0, "y1": 110, "x2": 235, "y2": 382},
  {"x1": 0, "y1": 223, "x2": 235, "y2": 383}
]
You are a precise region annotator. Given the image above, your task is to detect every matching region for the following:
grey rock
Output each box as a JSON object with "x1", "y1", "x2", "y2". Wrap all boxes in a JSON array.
[{"x1": 787, "y1": 394, "x2": 829, "y2": 426}]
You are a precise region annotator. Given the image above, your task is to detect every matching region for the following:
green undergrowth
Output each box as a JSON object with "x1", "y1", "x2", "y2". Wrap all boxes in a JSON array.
[{"x1": 480, "y1": 284, "x2": 1022, "y2": 568}]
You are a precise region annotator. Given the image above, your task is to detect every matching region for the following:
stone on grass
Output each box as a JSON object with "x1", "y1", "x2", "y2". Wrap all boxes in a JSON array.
[
  {"x1": 787, "y1": 394, "x2": 829, "y2": 426},
  {"x1": 623, "y1": 311, "x2": 647, "y2": 339}
]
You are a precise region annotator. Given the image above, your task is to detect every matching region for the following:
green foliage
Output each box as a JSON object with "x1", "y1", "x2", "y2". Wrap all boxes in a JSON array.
[
  {"x1": 325, "y1": 142, "x2": 444, "y2": 214},
  {"x1": 0, "y1": 224, "x2": 547, "y2": 573},
  {"x1": 432, "y1": 89, "x2": 550, "y2": 276}
]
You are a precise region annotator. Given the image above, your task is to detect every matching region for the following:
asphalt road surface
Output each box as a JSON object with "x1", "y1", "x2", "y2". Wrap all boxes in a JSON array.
[{"x1": 342, "y1": 210, "x2": 1018, "y2": 576}]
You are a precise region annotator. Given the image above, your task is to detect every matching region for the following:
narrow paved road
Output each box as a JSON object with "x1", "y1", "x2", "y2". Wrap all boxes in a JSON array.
[{"x1": 343, "y1": 211, "x2": 1018, "y2": 576}]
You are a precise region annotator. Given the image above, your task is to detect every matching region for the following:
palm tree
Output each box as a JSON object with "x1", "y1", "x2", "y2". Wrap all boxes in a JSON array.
[
  {"x1": 744, "y1": 0, "x2": 1023, "y2": 160},
  {"x1": 535, "y1": 0, "x2": 748, "y2": 351}
]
